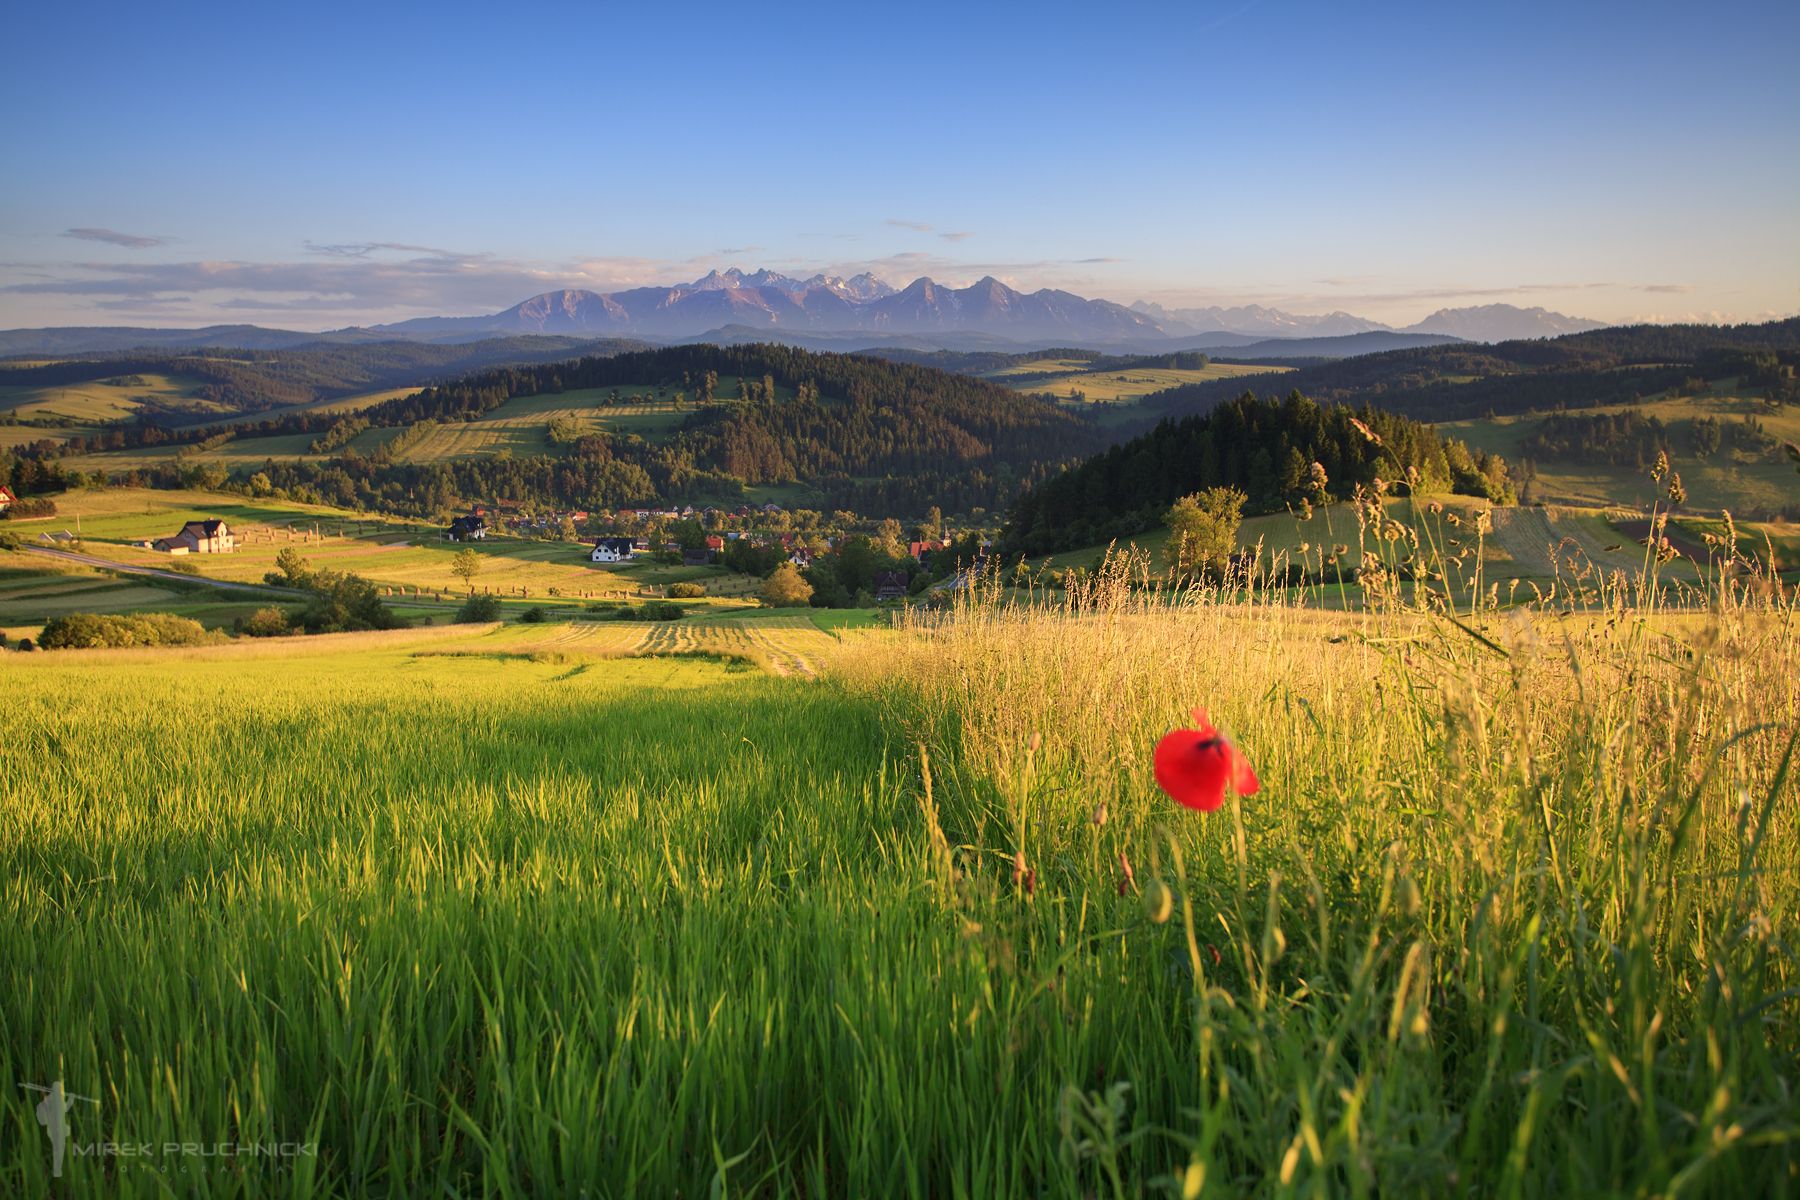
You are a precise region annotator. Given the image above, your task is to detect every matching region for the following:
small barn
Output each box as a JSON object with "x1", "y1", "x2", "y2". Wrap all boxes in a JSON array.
[
  {"x1": 682, "y1": 547, "x2": 714, "y2": 567},
  {"x1": 591, "y1": 537, "x2": 635, "y2": 563},
  {"x1": 873, "y1": 570, "x2": 909, "y2": 602},
  {"x1": 154, "y1": 519, "x2": 234, "y2": 554},
  {"x1": 0, "y1": 484, "x2": 15, "y2": 513}
]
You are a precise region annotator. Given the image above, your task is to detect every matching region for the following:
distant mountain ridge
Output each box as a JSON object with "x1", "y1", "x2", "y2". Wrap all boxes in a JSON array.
[
  {"x1": 0, "y1": 267, "x2": 1614, "y2": 356},
  {"x1": 1132, "y1": 298, "x2": 1605, "y2": 342},
  {"x1": 370, "y1": 269, "x2": 1603, "y2": 346},
  {"x1": 374, "y1": 269, "x2": 1166, "y2": 344}
]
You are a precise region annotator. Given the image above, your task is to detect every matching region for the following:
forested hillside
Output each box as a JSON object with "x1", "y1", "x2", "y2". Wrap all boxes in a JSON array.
[
  {"x1": 1001, "y1": 393, "x2": 1512, "y2": 555},
  {"x1": 10, "y1": 345, "x2": 1104, "y2": 518},
  {"x1": 1136, "y1": 318, "x2": 1800, "y2": 425}
]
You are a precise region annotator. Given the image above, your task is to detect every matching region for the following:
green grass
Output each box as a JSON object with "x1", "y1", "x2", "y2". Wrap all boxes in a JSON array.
[
  {"x1": 0, "y1": 371, "x2": 228, "y2": 424},
  {"x1": 1439, "y1": 389, "x2": 1800, "y2": 516},
  {"x1": 3, "y1": 560, "x2": 1796, "y2": 1195},
  {"x1": 990, "y1": 360, "x2": 1290, "y2": 406},
  {"x1": 8, "y1": 488, "x2": 768, "y2": 607},
  {"x1": 59, "y1": 378, "x2": 786, "y2": 472}
]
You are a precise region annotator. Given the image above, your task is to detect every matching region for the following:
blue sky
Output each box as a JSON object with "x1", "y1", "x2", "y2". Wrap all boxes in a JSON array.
[{"x1": 2, "y1": 0, "x2": 1796, "y2": 329}]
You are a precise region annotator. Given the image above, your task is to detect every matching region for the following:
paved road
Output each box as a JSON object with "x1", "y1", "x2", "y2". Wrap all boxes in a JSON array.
[
  {"x1": 20, "y1": 546, "x2": 476, "y2": 611},
  {"x1": 22, "y1": 545, "x2": 311, "y2": 597}
]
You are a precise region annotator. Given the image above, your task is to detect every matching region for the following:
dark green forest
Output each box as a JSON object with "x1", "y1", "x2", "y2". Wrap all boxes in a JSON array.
[
  {"x1": 1001, "y1": 392, "x2": 1513, "y2": 556},
  {"x1": 10, "y1": 345, "x2": 1105, "y2": 519}
]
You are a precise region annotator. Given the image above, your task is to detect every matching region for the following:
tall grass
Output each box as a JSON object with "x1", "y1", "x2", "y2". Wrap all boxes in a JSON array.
[
  {"x1": 1, "y1": 530, "x2": 1795, "y2": 1195},
  {"x1": 833, "y1": 535, "x2": 1797, "y2": 1195}
]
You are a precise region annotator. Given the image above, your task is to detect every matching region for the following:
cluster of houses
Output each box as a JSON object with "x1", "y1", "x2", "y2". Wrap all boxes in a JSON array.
[
  {"x1": 435, "y1": 503, "x2": 987, "y2": 601},
  {"x1": 590, "y1": 533, "x2": 735, "y2": 566},
  {"x1": 613, "y1": 502, "x2": 788, "y2": 523}
]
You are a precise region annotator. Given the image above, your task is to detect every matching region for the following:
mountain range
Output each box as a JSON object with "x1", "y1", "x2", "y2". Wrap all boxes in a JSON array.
[
  {"x1": 1131, "y1": 298, "x2": 1607, "y2": 342},
  {"x1": 0, "y1": 267, "x2": 1611, "y2": 357},
  {"x1": 368, "y1": 269, "x2": 1604, "y2": 346}
]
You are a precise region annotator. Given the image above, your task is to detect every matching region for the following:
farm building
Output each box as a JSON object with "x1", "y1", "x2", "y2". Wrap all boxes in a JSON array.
[
  {"x1": 0, "y1": 484, "x2": 15, "y2": 513},
  {"x1": 873, "y1": 571, "x2": 909, "y2": 602},
  {"x1": 682, "y1": 547, "x2": 714, "y2": 567},
  {"x1": 591, "y1": 537, "x2": 635, "y2": 563},
  {"x1": 445, "y1": 514, "x2": 488, "y2": 542},
  {"x1": 153, "y1": 519, "x2": 234, "y2": 554}
]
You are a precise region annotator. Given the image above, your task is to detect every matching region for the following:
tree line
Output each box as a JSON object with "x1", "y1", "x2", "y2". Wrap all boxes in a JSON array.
[{"x1": 1001, "y1": 391, "x2": 1514, "y2": 557}]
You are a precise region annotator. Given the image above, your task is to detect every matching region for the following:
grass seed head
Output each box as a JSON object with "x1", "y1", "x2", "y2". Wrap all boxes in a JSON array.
[{"x1": 1144, "y1": 879, "x2": 1173, "y2": 923}]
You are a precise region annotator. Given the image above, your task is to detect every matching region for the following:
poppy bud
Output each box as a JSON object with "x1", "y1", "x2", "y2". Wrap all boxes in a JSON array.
[
  {"x1": 1117, "y1": 851, "x2": 1136, "y2": 895},
  {"x1": 1092, "y1": 801, "x2": 1108, "y2": 827},
  {"x1": 1144, "y1": 879, "x2": 1173, "y2": 923},
  {"x1": 1012, "y1": 850, "x2": 1035, "y2": 897}
]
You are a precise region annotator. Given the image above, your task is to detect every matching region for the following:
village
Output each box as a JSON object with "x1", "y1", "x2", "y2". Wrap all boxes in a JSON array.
[{"x1": 0, "y1": 489, "x2": 993, "y2": 636}]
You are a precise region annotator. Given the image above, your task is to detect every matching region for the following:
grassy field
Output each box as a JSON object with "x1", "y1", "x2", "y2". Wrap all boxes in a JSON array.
[
  {"x1": 56, "y1": 379, "x2": 777, "y2": 472},
  {"x1": 1030, "y1": 493, "x2": 1798, "y2": 596},
  {"x1": 169, "y1": 387, "x2": 428, "y2": 431},
  {"x1": 0, "y1": 487, "x2": 774, "y2": 608},
  {"x1": 989, "y1": 358, "x2": 1290, "y2": 406},
  {"x1": 1439, "y1": 389, "x2": 1800, "y2": 516},
  {"x1": 0, "y1": 371, "x2": 236, "y2": 424},
  {"x1": 2, "y1": 546, "x2": 1795, "y2": 1195}
]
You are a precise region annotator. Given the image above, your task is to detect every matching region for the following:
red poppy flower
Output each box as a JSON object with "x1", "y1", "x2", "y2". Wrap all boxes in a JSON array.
[{"x1": 1153, "y1": 708, "x2": 1260, "y2": 812}]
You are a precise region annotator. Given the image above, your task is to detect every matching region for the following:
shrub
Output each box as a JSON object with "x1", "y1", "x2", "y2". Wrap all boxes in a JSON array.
[
  {"x1": 760, "y1": 563, "x2": 814, "y2": 608},
  {"x1": 39, "y1": 612, "x2": 220, "y2": 650},
  {"x1": 15, "y1": 637, "x2": 34, "y2": 651},
  {"x1": 163, "y1": 559, "x2": 202, "y2": 575},
  {"x1": 520, "y1": 606, "x2": 548, "y2": 623},
  {"x1": 240, "y1": 607, "x2": 293, "y2": 638},
  {"x1": 294, "y1": 570, "x2": 406, "y2": 634},
  {"x1": 456, "y1": 594, "x2": 503, "y2": 623},
  {"x1": 607, "y1": 601, "x2": 684, "y2": 621},
  {"x1": 668, "y1": 582, "x2": 706, "y2": 599},
  {"x1": 3, "y1": 496, "x2": 57, "y2": 520},
  {"x1": 0, "y1": 531, "x2": 21, "y2": 552}
]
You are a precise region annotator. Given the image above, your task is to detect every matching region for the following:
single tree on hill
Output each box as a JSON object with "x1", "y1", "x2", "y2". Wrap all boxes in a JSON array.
[{"x1": 451, "y1": 548, "x2": 483, "y2": 593}]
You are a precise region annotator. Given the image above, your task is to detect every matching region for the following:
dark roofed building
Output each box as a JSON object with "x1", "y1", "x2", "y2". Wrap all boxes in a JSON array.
[{"x1": 445, "y1": 514, "x2": 488, "y2": 542}]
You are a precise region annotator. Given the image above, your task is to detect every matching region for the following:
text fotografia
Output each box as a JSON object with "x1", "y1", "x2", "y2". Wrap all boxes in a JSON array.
[{"x1": 73, "y1": 1141, "x2": 318, "y2": 1161}]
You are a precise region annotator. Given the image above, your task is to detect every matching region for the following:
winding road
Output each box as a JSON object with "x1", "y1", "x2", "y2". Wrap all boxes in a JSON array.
[{"x1": 22, "y1": 545, "x2": 311, "y2": 597}]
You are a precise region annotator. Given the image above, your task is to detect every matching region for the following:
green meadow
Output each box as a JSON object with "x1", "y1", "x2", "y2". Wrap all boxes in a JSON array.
[
  {"x1": 0, "y1": 488, "x2": 773, "y2": 640},
  {"x1": 1439, "y1": 388, "x2": 1800, "y2": 516},
  {"x1": 2, "y1": 536, "x2": 1796, "y2": 1195},
  {"x1": 990, "y1": 359, "x2": 1290, "y2": 406},
  {"x1": 0, "y1": 372, "x2": 230, "y2": 424},
  {"x1": 57, "y1": 377, "x2": 786, "y2": 472}
]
